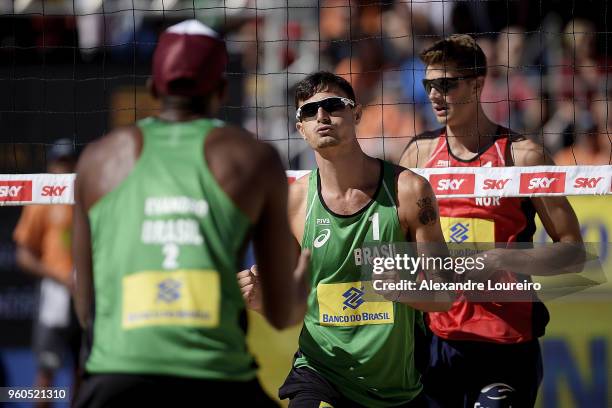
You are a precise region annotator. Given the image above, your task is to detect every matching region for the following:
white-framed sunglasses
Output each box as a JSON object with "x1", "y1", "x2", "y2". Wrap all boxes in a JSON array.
[{"x1": 295, "y1": 96, "x2": 355, "y2": 121}]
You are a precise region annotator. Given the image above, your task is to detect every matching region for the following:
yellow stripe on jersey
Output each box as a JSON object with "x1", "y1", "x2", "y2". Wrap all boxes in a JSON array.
[
  {"x1": 441, "y1": 217, "x2": 495, "y2": 243},
  {"x1": 122, "y1": 269, "x2": 220, "y2": 329},
  {"x1": 317, "y1": 281, "x2": 394, "y2": 327}
]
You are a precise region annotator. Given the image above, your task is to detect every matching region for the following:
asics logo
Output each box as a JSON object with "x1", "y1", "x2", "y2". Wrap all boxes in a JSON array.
[{"x1": 313, "y1": 228, "x2": 331, "y2": 248}]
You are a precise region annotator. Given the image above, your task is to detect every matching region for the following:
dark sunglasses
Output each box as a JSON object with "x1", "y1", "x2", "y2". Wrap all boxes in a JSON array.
[
  {"x1": 422, "y1": 76, "x2": 477, "y2": 94},
  {"x1": 296, "y1": 97, "x2": 355, "y2": 121}
]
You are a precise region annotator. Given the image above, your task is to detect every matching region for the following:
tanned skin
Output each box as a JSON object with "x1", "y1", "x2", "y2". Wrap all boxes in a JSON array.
[
  {"x1": 73, "y1": 82, "x2": 309, "y2": 331},
  {"x1": 239, "y1": 85, "x2": 453, "y2": 312},
  {"x1": 400, "y1": 63, "x2": 584, "y2": 277}
]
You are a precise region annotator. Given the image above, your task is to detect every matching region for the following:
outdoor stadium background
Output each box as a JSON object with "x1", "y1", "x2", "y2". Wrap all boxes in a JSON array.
[{"x1": 0, "y1": 1, "x2": 611, "y2": 407}]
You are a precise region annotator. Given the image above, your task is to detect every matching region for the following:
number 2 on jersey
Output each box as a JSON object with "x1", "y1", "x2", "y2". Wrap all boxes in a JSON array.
[{"x1": 162, "y1": 243, "x2": 180, "y2": 269}]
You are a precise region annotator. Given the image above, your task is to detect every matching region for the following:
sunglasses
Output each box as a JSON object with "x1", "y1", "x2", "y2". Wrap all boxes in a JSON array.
[
  {"x1": 296, "y1": 97, "x2": 355, "y2": 121},
  {"x1": 422, "y1": 76, "x2": 477, "y2": 94}
]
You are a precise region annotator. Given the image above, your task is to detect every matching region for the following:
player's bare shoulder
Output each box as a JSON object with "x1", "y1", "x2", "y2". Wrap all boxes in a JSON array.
[
  {"x1": 76, "y1": 125, "x2": 143, "y2": 209},
  {"x1": 394, "y1": 165, "x2": 439, "y2": 233},
  {"x1": 508, "y1": 135, "x2": 553, "y2": 166},
  {"x1": 288, "y1": 174, "x2": 309, "y2": 242},
  {"x1": 399, "y1": 129, "x2": 443, "y2": 168},
  {"x1": 78, "y1": 125, "x2": 142, "y2": 175},
  {"x1": 205, "y1": 123, "x2": 281, "y2": 180},
  {"x1": 289, "y1": 175, "x2": 309, "y2": 216},
  {"x1": 206, "y1": 123, "x2": 286, "y2": 222}
]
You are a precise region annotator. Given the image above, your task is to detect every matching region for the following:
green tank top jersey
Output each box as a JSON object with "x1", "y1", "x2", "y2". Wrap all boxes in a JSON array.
[
  {"x1": 86, "y1": 117, "x2": 255, "y2": 381},
  {"x1": 295, "y1": 160, "x2": 423, "y2": 407}
]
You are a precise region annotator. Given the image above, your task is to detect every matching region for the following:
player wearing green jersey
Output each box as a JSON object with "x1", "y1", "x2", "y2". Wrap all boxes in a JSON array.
[
  {"x1": 239, "y1": 72, "x2": 451, "y2": 408},
  {"x1": 72, "y1": 20, "x2": 309, "y2": 407}
]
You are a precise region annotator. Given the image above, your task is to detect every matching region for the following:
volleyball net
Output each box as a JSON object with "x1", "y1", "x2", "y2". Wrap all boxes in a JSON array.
[{"x1": 0, "y1": 0, "x2": 611, "y2": 203}]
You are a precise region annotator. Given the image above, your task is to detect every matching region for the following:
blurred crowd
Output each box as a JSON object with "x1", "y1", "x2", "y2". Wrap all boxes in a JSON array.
[
  {"x1": 230, "y1": 0, "x2": 612, "y2": 167},
  {"x1": 0, "y1": 0, "x2": 611, "y2": 168}
]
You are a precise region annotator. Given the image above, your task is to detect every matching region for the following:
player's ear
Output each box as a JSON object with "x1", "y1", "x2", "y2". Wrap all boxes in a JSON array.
[
  {"x1": 353, "y1": 104, "x2": 363, "y2": 125},
  {"x1": 474, "y1": 76, "x2": 485, "y2": 94},
  {"x1": 296, "y1": 120, "x2": 306, "y2": 139}
]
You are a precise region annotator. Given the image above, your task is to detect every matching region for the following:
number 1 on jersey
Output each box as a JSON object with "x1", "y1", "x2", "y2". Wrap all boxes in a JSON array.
[{"x1": 369, "y1": 212, "x2": 380, "y2": 241}]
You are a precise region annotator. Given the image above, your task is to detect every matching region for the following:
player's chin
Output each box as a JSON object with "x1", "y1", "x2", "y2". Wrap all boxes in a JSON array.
[
  {"x1": 316, "y1": 136, "x2": 341, "y2": 149},
  {"x1": 433, "y1": 112, "x2": 452, "y2": 125}
]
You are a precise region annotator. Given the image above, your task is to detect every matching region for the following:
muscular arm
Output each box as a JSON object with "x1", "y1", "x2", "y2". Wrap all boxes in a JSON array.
[
  {"x1": 16, "y1": 246, "x2": 70, "y2": 287},
  {"x1": 395, "y1": 171, "x2": 453, "y2": 311},
  {"x1": 398, "y1": 134, "x2": 438, "y2": 169},
  {"x1": 238, "y1": 173, "x2": 307, "y2": 320},
  {"x1": 249, "y1": 144, "x2": 309, "y2": 329},
  {"x1": 72, "y1": 149, "x2": 95, "y2": 328},
  {"x1": 490, "y1": 140, "x2": 585, "y2": 276},
  {"x1": 399, "y1": 139, "x2": 419, "y2": 169}
]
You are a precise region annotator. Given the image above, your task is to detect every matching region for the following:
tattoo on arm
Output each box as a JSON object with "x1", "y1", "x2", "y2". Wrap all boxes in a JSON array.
[{"x1": 417, "y1": 197, "x2": 437, "y2": 226}]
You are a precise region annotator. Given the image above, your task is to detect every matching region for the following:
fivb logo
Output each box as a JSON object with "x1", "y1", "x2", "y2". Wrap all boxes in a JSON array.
[
  {"x1": 430, "y1": 174, "x2": 475, "y2": 195},
  {"x1": 316, "y1": 218, "x2": 331, "y2": 225},
  {"x1": 0, "y1": 181, "x2": 32, "y2": 202},
  {"x1": 449, "y1": 222, "x2": 469, "y2": 243},
  {"x1": 342, "y1": 286, "x2": 365, "y2": 310},
  {"x1": 519, "y1": 172, "x2": 565, "y2": 194}
]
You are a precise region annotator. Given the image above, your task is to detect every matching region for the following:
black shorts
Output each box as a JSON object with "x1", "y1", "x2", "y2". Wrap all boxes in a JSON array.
[
  {"x1": 279, "y1": 365, "x2": 438, "y2": 408},
  {"x1": 74, "y1": 373, "x2": 279, "y2": 408},
  {"x1": 423, "y1": 335, "x2": 543, "y2": 408},
  {"x1": 33, "y1": 302, "x2": 81, "y2": 372}
]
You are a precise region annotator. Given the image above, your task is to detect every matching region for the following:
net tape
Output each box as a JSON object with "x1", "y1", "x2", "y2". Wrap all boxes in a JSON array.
[{"x1": 1, "y1": 165, "x2": 610, "y2": 206}]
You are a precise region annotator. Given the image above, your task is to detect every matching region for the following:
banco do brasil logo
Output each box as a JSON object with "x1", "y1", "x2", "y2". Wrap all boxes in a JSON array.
[
  {"x1": 450, "y1": 222, "x2": 469, "y2": 243},
  {"x1": 342, "y1": 286, "x2": 365, "y2": 310},
  {"x1": 156, "y1": 278, "x2": 182, "y2": 303}
]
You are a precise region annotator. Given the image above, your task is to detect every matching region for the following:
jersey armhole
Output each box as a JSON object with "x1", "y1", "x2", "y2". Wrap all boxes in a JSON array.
[
  {"x1": 403, "y1": 128, "x2": 444, "y2": 167},
  {"x1": 87, "y1": 126, "x2": 146, "y2": 218},
  {"x1": 199, "y1": 123, "x2": 253, "y2": 227}
]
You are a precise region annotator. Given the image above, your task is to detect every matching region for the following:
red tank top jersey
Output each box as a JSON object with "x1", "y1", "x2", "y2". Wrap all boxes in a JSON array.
[{"x1": 423, "y1": 127, "x2": 549, "y2": 344}]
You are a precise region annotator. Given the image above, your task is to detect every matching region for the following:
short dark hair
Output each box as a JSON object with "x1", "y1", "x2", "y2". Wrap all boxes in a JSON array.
[
  {"x1": 420, "y1": 34, "x2": 487, "y2": 77},
  {"x1": 294, "y1": 71, "x2": 356, "y2": 108}
]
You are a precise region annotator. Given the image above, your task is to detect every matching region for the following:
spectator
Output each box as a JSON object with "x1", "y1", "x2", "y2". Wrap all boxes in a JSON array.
[
  {"x1": 481, "y1": 27, "x2": 543, "y2": 134},
  {"x1": 545, "y1": 19, "x2": 604, "y2": 152},
  {"x1": 356, "y1": 91, "x2": 425, "y2": 163},
  {"x1": 13, "y1": 139, "x2": 81, "y2": 408},
  {"x1": 555, "y1": 91, "x2": 612, "y2": 165}
]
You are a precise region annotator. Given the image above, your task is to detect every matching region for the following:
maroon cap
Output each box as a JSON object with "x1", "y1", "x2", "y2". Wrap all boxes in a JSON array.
[{"x1": 152, "y1": 20, "x2": 228, "y2": 97}]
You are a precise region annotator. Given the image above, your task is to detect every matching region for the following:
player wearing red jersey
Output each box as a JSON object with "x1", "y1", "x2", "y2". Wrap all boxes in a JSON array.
[{"x1": 400, "y1": 34, "x2": 584, "y2": 408}]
